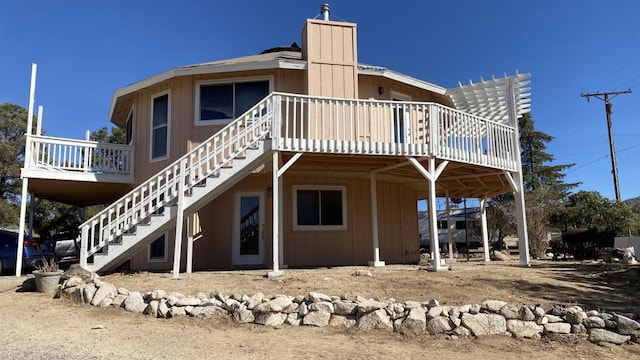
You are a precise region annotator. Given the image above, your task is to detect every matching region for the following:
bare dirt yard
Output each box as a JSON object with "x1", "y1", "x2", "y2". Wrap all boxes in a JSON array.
[{"x1": 1, "y1": 259, "x2": 640, "y2": 359}]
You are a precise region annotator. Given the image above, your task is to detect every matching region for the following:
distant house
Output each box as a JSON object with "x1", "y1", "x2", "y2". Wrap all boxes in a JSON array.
[
  {"x1": 418, "y1": 207, "x2": 483, "y2": 254},
  {"x1": 18, "y1": 4, "x2": 532, "y2": 276}
]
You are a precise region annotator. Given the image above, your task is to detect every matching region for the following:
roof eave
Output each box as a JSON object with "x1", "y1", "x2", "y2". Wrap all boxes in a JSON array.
[
  {"x1": 358, "y1": 66, "x2": 447, "y2": 95},
  {"x1": 108, "y1": 58, "x2": 306, "y2": 123}
]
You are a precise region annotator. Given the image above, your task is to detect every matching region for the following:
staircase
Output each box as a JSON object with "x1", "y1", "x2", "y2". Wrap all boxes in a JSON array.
[{"x1": 79, "y1": 95, "x2": 277, "y2": 273}]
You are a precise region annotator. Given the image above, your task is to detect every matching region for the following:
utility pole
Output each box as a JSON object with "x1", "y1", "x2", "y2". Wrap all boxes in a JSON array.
[{"x1": 580, "y1": 89, "x2": 632, "y2": 202}]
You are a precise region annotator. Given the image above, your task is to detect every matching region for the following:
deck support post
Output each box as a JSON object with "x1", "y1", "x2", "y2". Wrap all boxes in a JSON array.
[
  {"x1": 445, "y1": 191, "x2": 454, "y2": 260},
  {"x1": 480, "y1": 196, "x2": 490, "y2": 262},
  {"x1": 506, "y1": 79, "x2": 530, "y2": 267},
  {"x1": 409, "y1": 157, "x2": 448, "y2": 271},
  {"x1": 186, "y1": 213, "x2": 194, "y2": 274},
  {"x1": 368, "y1": 171, "x2": 385, "y2": 267},
  {"x1": 268, "y1": 151, "x2": 284, "y2": 277},
  {"x1": 16, "y1": 64, "x2": 37, "y2": 277},
  {"x1": 172, "y1": 159, "x2": 187, "y2": 279}
]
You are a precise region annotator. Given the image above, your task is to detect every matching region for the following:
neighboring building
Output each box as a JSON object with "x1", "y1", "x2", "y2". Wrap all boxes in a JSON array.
[
  {"x1": 18, "y1": 5, "x2": 532, "y2": 276},
  {"x1": 418, "y1": 207, "x2": 483, "y2": 254}
]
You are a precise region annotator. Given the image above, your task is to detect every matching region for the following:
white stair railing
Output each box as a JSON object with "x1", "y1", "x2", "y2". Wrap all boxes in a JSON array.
[{"x1": 79, "y1": 94, "x2": 277, "y2": 266}]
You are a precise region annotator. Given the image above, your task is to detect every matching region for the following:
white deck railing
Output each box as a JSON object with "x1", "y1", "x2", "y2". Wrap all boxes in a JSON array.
[
  {"x1": 272, "y1": 93, "x2": 517, "y2": 170},
  {"x1": 27, "y1": 135, "x2": 134, "y2": 177}
]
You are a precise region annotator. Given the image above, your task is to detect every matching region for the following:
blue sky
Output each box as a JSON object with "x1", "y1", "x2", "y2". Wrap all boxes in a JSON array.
[{"x1": 2, "y1": 0, "x2": 640, "y2": 200}]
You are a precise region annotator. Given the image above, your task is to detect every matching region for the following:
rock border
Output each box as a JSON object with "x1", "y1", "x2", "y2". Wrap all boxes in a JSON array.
[{"x1": 54, "y1": 271, "x2": 639, "y2": 346}]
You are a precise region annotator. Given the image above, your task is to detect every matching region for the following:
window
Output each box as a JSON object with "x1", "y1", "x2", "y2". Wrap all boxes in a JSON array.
[
  {"x1": 151, "y1": 91, "x2": 170, "y2": 161},
  {"x1": 293, "y1": 186, "x2": 347, "y2": 230},
  {"x1": 196, "y1": 78, "x2": 270, "y2": 125},
  {"x1": 148, "y1": 233, "x2": 168, "y2": 262},
  {"x1": 125, "y1": 108, "x2": 134, "y2": 145},
  {"x1": 437, "y1": 220, "x2": 448, "y2": 229},
  {"x1": 455, "y1": 220, "x2": 467, "y2": 230}
]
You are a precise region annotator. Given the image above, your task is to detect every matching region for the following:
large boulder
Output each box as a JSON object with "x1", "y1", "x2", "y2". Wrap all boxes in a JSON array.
[
  {"x1": 254, "y1": 296, "x2": 292, "y2": 313},
  {"x1": 427, "y1": 316, "x2": 452, "y2": 335},
  {"x1": 615, "y1": 314, "x2": 640, "y2": 335},
  {"x1": 461, "y1": 313, "x2": 507, "y2": 336},
  {"x1": 507, "y1": 320, "x2": 543, "y2": 338},
  {"x1": 588, "y1": 328, "x2": 630, "y2": 345},
  {"x1": 123, "y1": 292, "x2": 147, "y2": 313},
  {"x1": 544, "y1": 322, "x2": 571, "y2": 334},
  {"x1": 357, "y1": 309, "x2": 393, "y2": 331},
  {"x1": 400, "y1": 308, "x2": 427, "y2": 336},
  {"x1": 481, "y1": 300, "x2": 507, "y2": 313},
  {"x1": 303, "y1": 310, "x2": 331, "y2": 327},
  {"x1": 90, "y1": 282, "x2": 117, "y2": 307},
  {"x1": 61, "y1": 264, "x2": 95, "y2": 281},
  {"x1": 334, "y1": 301, "x2": 358, "y2": 315},
  {"x1": 254, "y1": 312, "x2": 287, "y2": 326}
]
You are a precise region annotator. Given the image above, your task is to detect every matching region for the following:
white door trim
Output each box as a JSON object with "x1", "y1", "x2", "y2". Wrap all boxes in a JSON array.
[
  {"x1": 390, "y1": 91, "x2": 412, "y2": 143},
  {"x1": 232, "y1": 191, "x2": 265, "y2": 266}
]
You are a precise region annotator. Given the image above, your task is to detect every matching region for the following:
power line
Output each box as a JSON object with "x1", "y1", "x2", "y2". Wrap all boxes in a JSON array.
[{"x1": 580, "y1": 89, "x2": 632, "y2": 202}]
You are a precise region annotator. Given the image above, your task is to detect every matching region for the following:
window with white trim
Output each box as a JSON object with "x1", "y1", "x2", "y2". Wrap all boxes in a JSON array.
[
  {"x1": 196, "y1": 78, "x2": 270, "y2": 125},
  {"x1": 125, "y1": 107, "x2": 134, "y2": 145},
  {"x1": 151, "y1": 91, "x2": 170, "y2": 160},
  {"x1": 293, "y1": 186, "x2": 347, "y2": 230},
  {"x1": 148, "y1": 233, "x2": 168, "y2": 262}
]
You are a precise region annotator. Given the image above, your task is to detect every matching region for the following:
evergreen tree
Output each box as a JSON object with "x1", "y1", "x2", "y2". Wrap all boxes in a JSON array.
[
  {"x1": 488, "y1": 113, "x2": 578, "y2": 257},
  {"x1": 519, "y1": 113, "x2": 578, "y2": 200}
]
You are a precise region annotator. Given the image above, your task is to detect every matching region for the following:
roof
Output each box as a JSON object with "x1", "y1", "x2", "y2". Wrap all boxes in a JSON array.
[
  {"x1": 445, "y1": 72, "x2": 532, "y2": 125},
  {"x1": 109, "y1": 50, "x2": 448, "y2": 125}
]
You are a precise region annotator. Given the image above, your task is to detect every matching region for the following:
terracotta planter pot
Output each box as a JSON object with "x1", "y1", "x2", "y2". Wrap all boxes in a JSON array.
[{"x1": 32, "y1": 270, "x2": 63, "y2": 293}]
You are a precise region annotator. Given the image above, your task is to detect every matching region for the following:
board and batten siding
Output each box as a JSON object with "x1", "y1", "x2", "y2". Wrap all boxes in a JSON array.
[{"x1": 129, "y1": 171, "x2": 420, "y2": 270}]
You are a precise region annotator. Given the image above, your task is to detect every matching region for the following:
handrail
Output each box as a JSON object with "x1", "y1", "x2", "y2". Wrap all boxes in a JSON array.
[
  {"x1": 80, "y1": 93, "x2": 276, "y2": 262},
  {"x1": 27, "y1": 134, "x2": 134, "y2": 175},
  {"x1": 271, "y1": 92, "x2": 517, "y2": 169}
]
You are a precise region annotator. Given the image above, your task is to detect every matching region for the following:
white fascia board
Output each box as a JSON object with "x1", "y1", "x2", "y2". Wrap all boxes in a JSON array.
[
  {"x1": 358, "y1": 67, "x2": 447, "y2": 95},
  {"x1": 108, "y1": 59, "x2": 306, "y2": 121}
]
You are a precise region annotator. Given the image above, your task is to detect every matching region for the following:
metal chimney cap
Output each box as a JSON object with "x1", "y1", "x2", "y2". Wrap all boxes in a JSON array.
[{"x1": 320, "y1": 3, "x2": 330, "y2": 21}]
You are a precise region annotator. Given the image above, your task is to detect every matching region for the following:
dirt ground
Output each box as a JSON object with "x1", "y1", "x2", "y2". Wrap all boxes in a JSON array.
[{"x1": 1, "y1": 259, "x2": 640, "y2": 359}]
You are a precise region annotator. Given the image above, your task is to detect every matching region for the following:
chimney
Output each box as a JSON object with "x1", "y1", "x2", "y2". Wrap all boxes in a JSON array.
[
  {"x1": 301, "y1": 4, "x2": 358, "y2": 98},
  {"x1": 320, "y1": 3, "x2": 330, "y2": 21}
]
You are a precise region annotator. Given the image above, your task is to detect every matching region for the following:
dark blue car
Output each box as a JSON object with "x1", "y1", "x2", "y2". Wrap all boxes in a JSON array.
[{"x1": 0, "y1": 229, "x2": 55, "y2": 274}]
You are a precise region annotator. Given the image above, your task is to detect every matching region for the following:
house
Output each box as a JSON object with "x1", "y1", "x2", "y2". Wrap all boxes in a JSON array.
[
  {"x1": 418, "y1": 207, "x2": 484, "y2": 254},
  {"x1": 17, "y1": 4, "x2": 532, "y2": 277}
]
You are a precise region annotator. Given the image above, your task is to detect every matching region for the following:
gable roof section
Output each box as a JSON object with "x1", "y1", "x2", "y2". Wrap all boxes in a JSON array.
[
  {"x1": 109, "y1": 51, "x2": 449, "y2": 126},
  {"x1": 445, "y1": 73, "x2": 531, "y2": 125}
]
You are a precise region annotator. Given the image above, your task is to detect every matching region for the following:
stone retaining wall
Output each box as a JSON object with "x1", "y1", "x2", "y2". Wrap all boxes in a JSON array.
[{"x1": 57, "y1": 273, "x2": 640, "y2": 346}]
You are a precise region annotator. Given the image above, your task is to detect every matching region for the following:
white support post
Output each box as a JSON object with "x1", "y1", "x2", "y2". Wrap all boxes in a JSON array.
[
  {"x1": 80, "y1": 225, "x2": 88, "y2": 269},
  {"x1": 28, "y1": 195, "x2": 35, "y2": 238},
  {"x1": 480, "y1": 197, "x2": 490, "y2": 262},
  {"x1": 16, "y1": 64, "x2": 37, "y2": 277},
  {"x1": 268, "y1": 151, "x2": 284, "y2": 277},
  {"x1": 445, "y1": 191, "x2": 454, "y2": 260},
  {"x1": 368, "y1": 171, "x2": 385, "y2": 267},
  {"x1": 172, "y1": 159, "x2": 187, "y2": 279},
  {"x1": 409, "y1": 157, "x2": 447, "y2": 271},
  {"x1": 186, "y1": 213, "x2": 194, "y2": 274},
  {"x1": 278, "y1": 176, "x2": 285, "y2": 269},
  {"x1": 426, "y1": 158, "x2": 443, "y2": 271},
  {"x1": 506, "y1": 79, "x2": 530, "y2": 267},
  {"x1": 36, "y1": 105, "x2": 43, "y2": 136}
]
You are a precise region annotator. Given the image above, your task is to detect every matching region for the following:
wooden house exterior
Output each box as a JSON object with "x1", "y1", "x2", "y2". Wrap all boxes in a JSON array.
[{"x1": 17, "y1": 9, "x2": 532, "y2": 277}]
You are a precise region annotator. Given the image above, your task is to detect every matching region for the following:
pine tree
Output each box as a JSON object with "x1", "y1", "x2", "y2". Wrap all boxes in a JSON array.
[
  {"x1": 519, "y1": 113, "x2": 578, "y2": 199},
  {"x1": 488, "y1": 113, "x2": 578, "y2": 257}
]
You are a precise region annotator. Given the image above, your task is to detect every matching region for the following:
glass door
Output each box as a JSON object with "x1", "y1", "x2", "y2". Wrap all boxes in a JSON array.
[{"x1": 233, "y1": 192, "x2": 265, "y2": 265}]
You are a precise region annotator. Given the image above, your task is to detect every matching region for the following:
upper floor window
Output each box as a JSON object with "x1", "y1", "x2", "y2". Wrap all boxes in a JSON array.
[
  {"x1": 151, "y1": 91, "x2": 170, "y2": 161},
  {"x1": 125, "y1": 107, "x2": 134, "y2": 145},
  {"x1": 196, "y1": 78, "x2": 271, "y2": 125}
]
